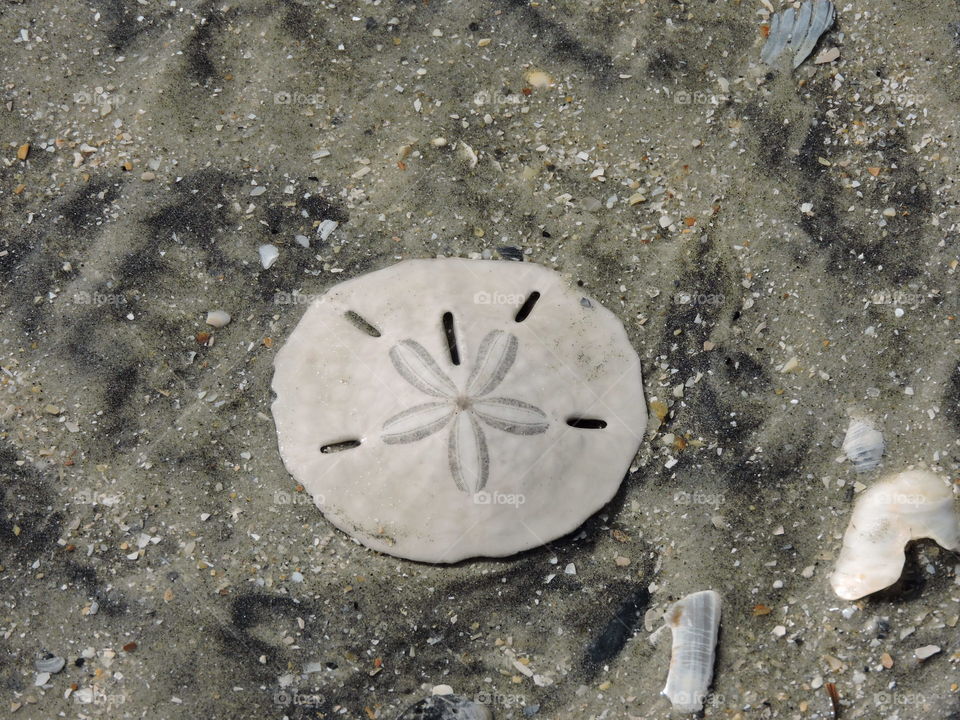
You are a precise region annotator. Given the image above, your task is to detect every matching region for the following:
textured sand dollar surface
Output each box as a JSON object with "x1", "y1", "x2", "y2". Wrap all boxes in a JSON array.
[{"x1": 271, "y1": 258, "x2": 647, "y2": 562}]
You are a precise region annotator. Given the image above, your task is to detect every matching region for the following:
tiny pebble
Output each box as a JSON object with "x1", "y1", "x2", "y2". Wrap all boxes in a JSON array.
[{"x1": 914, "y1": 645, "x2": 940, "y2": 660}]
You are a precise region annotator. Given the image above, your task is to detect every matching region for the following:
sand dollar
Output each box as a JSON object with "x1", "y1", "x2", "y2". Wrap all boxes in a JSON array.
[{"x1": 271, "y1": 258, "x2": 647, "y2": 562}]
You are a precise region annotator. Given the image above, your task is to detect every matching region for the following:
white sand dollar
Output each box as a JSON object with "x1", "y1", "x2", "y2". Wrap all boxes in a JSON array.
[{"x1": 271, "y1": 258, "x2": 646, "y2": 562}]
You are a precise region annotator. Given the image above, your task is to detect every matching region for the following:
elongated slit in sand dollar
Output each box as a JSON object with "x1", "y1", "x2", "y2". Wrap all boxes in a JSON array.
[{"x1": 270, "y1": 258, "x2": 647, "y2": 562}]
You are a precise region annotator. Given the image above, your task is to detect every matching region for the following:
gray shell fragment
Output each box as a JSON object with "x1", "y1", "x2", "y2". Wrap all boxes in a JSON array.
[
  {"x1": 842, "y1": 417, "x2": 884, "y2": 473},
  {"x1": 761, "y1": 0, "x2": 835, "y2": 69},
  {"x1": 34, "y1": 655, "x2": 66, "y2": 674},
  {"x1": 396, "y1": 695, "x2": 493, "y2": 720}
]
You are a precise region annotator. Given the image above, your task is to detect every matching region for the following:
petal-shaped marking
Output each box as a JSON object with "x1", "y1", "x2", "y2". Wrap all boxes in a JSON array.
[
  {"x1": 472, "y1": 397, "x2": 549, "y2": 435},
  {"x1": 382, "y1": 401, "x2": 455, "y2": 444},
  {"x1": 389, "y1": 340, "x2": 458, "y2": 398},
  {"x1": 466, "y1": 330, "x2": 518, "y2": 397},
  {"x1": 448, "y1": 412, "x2": 489, "y2": 493}
]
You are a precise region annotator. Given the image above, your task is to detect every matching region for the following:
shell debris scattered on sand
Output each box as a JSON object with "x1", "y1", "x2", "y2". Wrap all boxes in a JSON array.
[
  {"x1": 830, "y1": 470, "x2": 960, "y2": 600},
  {"x1": 395, "y1": 694, "x2": 493, "y2": 720},
  {"x1": 761, "y1": 0, "x2": 836, "y2": 69},
  {"x1": 841, "y1": 414, "x2": 884, "y2": 472},
  {"x1": 661, "y1": 590, "x2": 722, "y2": 713}
]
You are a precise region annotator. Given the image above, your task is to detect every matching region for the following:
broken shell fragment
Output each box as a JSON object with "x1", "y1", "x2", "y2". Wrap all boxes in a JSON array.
[
  {"x1": 259, "y1": 244, "x2": 279, "y2": 269},
  {"x1": 205, "y1": 310, "x2": 231, "y2": 328},
  {"x1": 662, "y1": 590, "x2": 722, "y2": 713},
  {"x1": 830, "y1": 470, "x2": 960, "y2": 600},
  {"x1": 271, "y1": 259, "x2": 647, "y2": 562},
  {"x1": 841, "y1": 415, "x2": 884, "y2": 473},
  {"x1": 761, "y1": 0, "x2": 835, "y2": 69},
  {"x1": 395, "y1": 694, "x2": 492, "y2": 720}
]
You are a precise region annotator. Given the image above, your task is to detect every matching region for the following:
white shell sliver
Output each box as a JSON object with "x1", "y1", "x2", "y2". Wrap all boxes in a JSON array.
[
  {"x1": 841, "y1": 416, "x2": 884, "y2": 473},
  {"x1": 271, "y1": 259, "x2": 647, "y2": 562},
  {"x1": 662, "y1": 590, "x2": 721, "y2": 713},
  {"x1": 830, "y1": 470, "x2": 960, "y2": 600}
]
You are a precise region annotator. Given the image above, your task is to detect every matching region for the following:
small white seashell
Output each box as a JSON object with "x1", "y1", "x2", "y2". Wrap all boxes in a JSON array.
[
  {"x1": 317, "y1": 219, "x2": 339, "y2": 242},
  {"x1": 830, "y1": 470, "x2": 960, "y2": 600},
  {"x1": 661, "y1": 590, "x2": 721, "y2": 713},
  {"x1": 258, "y1": 244, "x2": 279, "y2": 269},
  {"x1": 841, "y1": 415, "x2": 884, "y2": 472},
  {"x1": 761, "y1": 0, "x2": 835, "y2": 69},
  {"x1": 205, "y1": 310, "x2": 231, "y2": 328}
]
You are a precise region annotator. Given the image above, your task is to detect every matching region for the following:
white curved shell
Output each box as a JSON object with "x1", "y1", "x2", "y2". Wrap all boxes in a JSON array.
[
  {"x1": 841, "y1": 417, "x2": 884, "y2": 473},
  {"x1": 830, "y1": 470, "x2": 960, "y2": 600},
  {"x1": 271, "y1": 259, "x2": 647, "y2": 562},
  {"x1": 662, "y1": 590, "x2": 721, "y2": 713}
]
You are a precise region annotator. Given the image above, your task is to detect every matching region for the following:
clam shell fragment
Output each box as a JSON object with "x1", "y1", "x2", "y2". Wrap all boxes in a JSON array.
[
  {"x1": 761, "y1": 0, "x2": 835, "y2": 69},
  {"x1": 830, "y1": 470, "x2": 960, "y2": 600},
  {"x1": 661, "y1": 590, "x2": 722, "y2": 713}
]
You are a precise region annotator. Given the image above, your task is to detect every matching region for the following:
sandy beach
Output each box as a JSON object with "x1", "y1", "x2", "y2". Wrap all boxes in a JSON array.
[{"x1": 1, "y1": 0, "x2": 959, "y2": 718}]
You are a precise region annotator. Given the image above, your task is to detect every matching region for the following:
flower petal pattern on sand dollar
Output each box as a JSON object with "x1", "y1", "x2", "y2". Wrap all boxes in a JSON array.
[
  {"x1": 448, "y1": 412, "x2": 490, "y2": 494},
  {"x1": 466, "y1": 330, "x2": 518, "y2": 397},
  {"x1": 472, "y1": 397, "x2": 549, "y2": 435},
  {"x1": 389, "y1": 340, "x2": 458, "y2": 398},
  {"x1": 382, "y1": 402, "x2": 455, "y2": 444}
]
